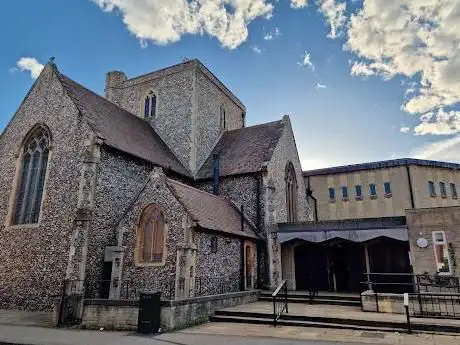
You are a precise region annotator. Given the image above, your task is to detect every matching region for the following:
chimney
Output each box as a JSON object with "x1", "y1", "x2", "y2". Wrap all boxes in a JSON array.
[
  {"x1": 105, "y1": 71, "x2": 127, "y2": 101},
  {"x1": 212, "y1": 154, "x2": 220, "y2": 195}
]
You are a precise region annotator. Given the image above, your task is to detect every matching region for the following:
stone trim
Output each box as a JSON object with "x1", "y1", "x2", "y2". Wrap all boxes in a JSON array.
[{"x1": 161, "y1": 289, "x2": 260, "y2": 307}]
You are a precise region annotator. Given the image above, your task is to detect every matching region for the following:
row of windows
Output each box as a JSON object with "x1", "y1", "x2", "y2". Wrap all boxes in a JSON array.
[
  {"x1": 328, "y1": 182, "x2": 392, "y2": 201},
  {"x1": 428, "y1": 181, "x2": 457, "y2": 199}
]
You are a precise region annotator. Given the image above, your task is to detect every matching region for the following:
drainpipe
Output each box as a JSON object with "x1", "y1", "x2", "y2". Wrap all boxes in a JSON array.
[{"x1": 405, "y1": 165, "x2": 415, "y2": 209}]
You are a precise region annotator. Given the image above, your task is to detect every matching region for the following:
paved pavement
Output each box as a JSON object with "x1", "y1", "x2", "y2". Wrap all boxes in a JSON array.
[
  {"x1": 0, "y1": 324, "x2": 355, "y2": 345},
  {"x1": 221, "y1": 301, "x2": 460, "y2": 328},
  {"x1": 0, "y1": 322, "x2": 459, "y2": 345}
]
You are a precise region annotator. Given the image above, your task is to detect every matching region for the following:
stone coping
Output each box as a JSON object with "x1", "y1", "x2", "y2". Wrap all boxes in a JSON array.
[{"x1": 84, "y1": 290, "x2": 260, "y2": 308}]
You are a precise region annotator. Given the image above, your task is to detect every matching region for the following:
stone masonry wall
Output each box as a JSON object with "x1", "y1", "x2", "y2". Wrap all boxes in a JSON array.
[
  {"x1": 116, "y1": 171, "x2": 188, "y2": 299},
  {"x1": 194, "y1": 230, "x2": 243, "y2": 295},
  {"x1": 195, "y1": 174, "x2": 264, "y2": 232},
  {"x1": 106, "y1": 65, "x2": 194, "y2": 172},
  {"x1": 85, "y1": 147, "x2": 151, "y2": 297},
  {"x1": 406, "y1": 206, "x2": 460, "y2": 276},
  {"x1": 0, "y1": 64, "x2": 93, "y2": 310},
  {"x1": 265, "y1": 116, "x2": 312, "y2": 224},
  {"x1": 195, "y1": 67, "x2": 245, "y2": 171}
]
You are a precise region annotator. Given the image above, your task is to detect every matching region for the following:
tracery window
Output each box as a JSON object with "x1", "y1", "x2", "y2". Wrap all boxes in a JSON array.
[
  {"x1": 12, "y1": 125, "x2": 51, "y2": 225},
  {"x1": 143, "y1": 91, "x2": 157, "y2": 119},
  {"x1": 285, "y1": 162, "x2": 298, "y2": 222},
  {"x1": 220, "y1": 105, "x2": 226, "y2": 131},
  {"x1": 137, "y1": 204, "x2": 165, "y2": 264}
]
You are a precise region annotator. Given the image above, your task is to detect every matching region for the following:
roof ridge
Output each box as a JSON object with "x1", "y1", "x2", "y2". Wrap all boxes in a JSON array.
[{"x1": 225, "y1": 119, "x2": 283, "y2": 133}]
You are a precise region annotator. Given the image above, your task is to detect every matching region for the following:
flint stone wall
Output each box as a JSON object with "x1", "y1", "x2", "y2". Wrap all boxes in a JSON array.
[{"x1": 0, "y1": 65, "x2": 92, "y2": 311}]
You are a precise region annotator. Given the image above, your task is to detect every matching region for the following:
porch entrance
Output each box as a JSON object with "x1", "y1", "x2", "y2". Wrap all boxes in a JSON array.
[
  {"x1": 293, "y1": 238, "x2": 411, "y2": 293},
  {"x1": 294, "y1": 241, "x2": 364, "y2": 293}
]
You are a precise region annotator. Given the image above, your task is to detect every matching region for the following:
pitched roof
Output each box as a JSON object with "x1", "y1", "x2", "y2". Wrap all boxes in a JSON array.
[
  {"x1": 58, "y1": 73, "x2": 191, "y2": 177},
  {"x1": 166, "y1": 178, "x2": 258, "y2": 239},
  {"x1": 303, "y1": 158, "x2": 460, "y2": 177},
  {"x1": 197, "y1": 120, "x2": 285, "y2": 179}
]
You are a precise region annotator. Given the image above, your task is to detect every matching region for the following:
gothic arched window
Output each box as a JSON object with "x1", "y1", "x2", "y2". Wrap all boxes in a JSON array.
[
  {"x1": 12, "y1": 125, "x2": 51, "y2": 225},
  {"x1": 143, "y1": 91, "x2": 157, "y2": 119},
  {"x1": 285, "y1": 162, "x2": 298, "y2": 222},
  {"x1": 137, "y1": 204, "x2": 166, "y2": 264},
  {"x1": 220, "y1": 105, "x2": 226, "y2": 131}
]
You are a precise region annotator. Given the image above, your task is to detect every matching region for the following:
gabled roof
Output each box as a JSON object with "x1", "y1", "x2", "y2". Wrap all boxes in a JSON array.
[
  {"x1": 303, "y1": 158, "x2": 460, "y2": 177},
  {"x1": 166, "y1": 178, "x2": 258, "y2": 239},
  {"x1": 197, "y1": 120, "x2": 285, "y2": 179},
  {"x1": 57, "y1": 72, "x2": 191, "y2": 177}
]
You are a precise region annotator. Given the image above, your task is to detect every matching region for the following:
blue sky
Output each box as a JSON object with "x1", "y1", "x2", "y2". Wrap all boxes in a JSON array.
[{"x1": 1, "y1": 0, "x2": 459, "y2": 169}]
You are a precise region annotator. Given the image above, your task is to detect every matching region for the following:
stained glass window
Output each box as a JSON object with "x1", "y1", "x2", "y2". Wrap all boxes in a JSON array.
[
  {"x1": 143, "y1": 92, "x2": 157, "y2": 119},
  {"x1": 13, "y1": 126, "x2": 51, "y2": 225},
  {"x1": 285, "y1": 162, "x2": 298, "y2": 222}
]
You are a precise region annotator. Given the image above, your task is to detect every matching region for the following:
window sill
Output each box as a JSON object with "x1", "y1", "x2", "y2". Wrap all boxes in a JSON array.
[
  {"x1": 369, "y1": 195, "x2": 378, "y2": 200},
  {"x1": 8, "y1": 223, "x2": 40, "y2": 230},
  {"x1": 135, "y1": 261, "x2": 166, "y2": 268},
  {"x1": 342, "y1": 197, "x2": 349, "y2": 202},
  {"x1": 329, "y1": 199, "x2": 336, "y2": 203},
  {"x1": 430, "y1": 194, "x2": 437, "y2": 198},
  {"x1": 355, "y1": 196, "x2": 363, "y2": 201},
  {"x1": 441, "y1": 195, "x2": 447, "y2": 199},
  {"x1": 384, "y1": 193, "x2": 392, "y2": 198}
]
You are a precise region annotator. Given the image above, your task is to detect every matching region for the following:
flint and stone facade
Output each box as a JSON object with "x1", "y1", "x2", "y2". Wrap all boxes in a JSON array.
[{"x1": 0, "y1": 60, "x2": 310, "y2": 311}]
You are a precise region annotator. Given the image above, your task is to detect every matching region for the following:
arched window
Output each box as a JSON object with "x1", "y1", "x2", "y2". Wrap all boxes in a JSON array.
[
  {"x1": 285, "y1": 162, "x2": 298, "y2": 222},
  {"x1": 220, "y1": 105, "x2": 226, "y2": 131},
  {"x1": 137, "y1": 204, "x2": 166, "y2": 264},
  {"x1": 143, "y1": 91, "x2": 157, "y2": 119},
  {"x1": 12, "y1": 125, "x2": 51, "y2": 225}
]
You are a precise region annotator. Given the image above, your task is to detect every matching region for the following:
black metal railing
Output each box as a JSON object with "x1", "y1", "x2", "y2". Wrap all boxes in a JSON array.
[
  {"x1": 361, "y1": 273, "x2": 416, "y2": 293},
  {"x1": 361, "y1": 273, "x2": 460, "y2": 294},
  {"x1": 416, "y1": 274, "x2": 460, "y2": 293},
  {"x1": 272, "y1": 279, "x2": 288, "y2": 327},
  {"x1": 84, "y1": 273, "x2": 245, "y2": 301},
  {"x1": 408, "y1": 292, "x2": 460, "y2": 319}
]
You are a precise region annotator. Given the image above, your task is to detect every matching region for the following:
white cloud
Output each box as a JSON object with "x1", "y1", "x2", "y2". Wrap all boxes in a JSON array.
[
  {"x1": 413, "y1": 136, "x2": 460, "y2": 163},
  {"x1": 264, "y1": 27, "x2": 280, "y2": 40},
  {"x1": 316, "y1": 82, "x2": 327, "y2": 89},
  {"x1": 297, "y1": 51, "x2": 315, "y2": 70},
  {"x1": 317, "y1": 0, "x2": 347, "y2": 39},
  {"x1": 345, "y1": 0, "x2": 460, "y2": 136},
  {"x1": 400, "y1": 126, "x2": 411, "y2": 133},
  {"x1": 92, "y1": 0, "x2": 273, "y2": 50},
  {"x1": 251, "y1": 45, "x2": 263, "y2": 54},
  {"x1": 290, "y1": 0, "x2": 308, "y2": 8},
  {"x1": 16, "y1": 57, "x2": 44, "y2": 79}
]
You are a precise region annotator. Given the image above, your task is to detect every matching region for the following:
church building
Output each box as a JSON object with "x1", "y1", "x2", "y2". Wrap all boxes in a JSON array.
[{"x1": 0, "y1": 59, "x2": 312, "y2": 311}]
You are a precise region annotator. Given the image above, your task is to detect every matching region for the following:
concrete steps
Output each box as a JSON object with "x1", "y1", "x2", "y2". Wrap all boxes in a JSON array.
[
  {"x1": 210, "y1": 310, "x2": 460, "y2": 334},
  {"x1": 258, "y1": 292, "x2": 362, "y2": 307}
]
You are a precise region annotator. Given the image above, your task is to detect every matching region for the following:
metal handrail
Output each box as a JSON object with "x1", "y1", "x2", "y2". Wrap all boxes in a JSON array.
[{"x1": 272, "y1": 279, "x2": 288, "y2": 327}]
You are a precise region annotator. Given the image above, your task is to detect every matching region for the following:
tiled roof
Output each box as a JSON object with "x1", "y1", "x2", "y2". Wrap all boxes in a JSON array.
[
  {"x1": 166, "y1": 178, "x2": 258, "y2": 239},
  {"x1": 58, "y1": 73, "x2": 191, "y2": 177},
  {"x1": 197, "y1": 120, "x2": 285, "y2": 179},
  {"x1": 303, "y1": 158, "x2": 460, "y2": 177}
]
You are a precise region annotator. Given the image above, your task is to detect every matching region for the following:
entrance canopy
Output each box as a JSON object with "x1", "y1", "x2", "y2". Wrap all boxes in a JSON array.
[{"x1": 278, "y1": 217, "x2": 408, "y2": 244}]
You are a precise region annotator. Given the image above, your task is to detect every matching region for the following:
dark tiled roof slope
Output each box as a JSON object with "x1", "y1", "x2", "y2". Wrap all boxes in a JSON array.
[
  {"x1": 166, "y1": 178, "x2": 258, "y2": 239},
  {"x1": 197, "y1": 120, "x2": 285, "y2": 179},
  {"x1": 59, "y1": 74, "x2": 191, "y2": 177},
  {"x1": 303, "y1": 158, "x2": 460, "y2": 177}
]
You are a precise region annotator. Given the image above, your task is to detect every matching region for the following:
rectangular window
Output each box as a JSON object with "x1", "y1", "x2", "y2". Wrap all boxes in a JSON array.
[
  {"x1": 355, "y1": 185, "x2": 362, "y2": 200},
  {"x1": 428, "y1": 181, "x2": 436, "y2": 197},
  {"x1": 369, "y1": 183, "x2": 377, "y2": 198},
  {"x1": 440, "y1": 182, "x2": 447, "y2": 198},
  {"x1": 328, "y1": 187, "x2": 335, "y2": 201},
  {"x1": 384, "y1": 182, "x2": 392, "y2": 197},
  {"x1": 432, "y1": 231, "x2": 452, "y2": 275},
  {"x1": 451, "y1": 183, "x2": 458, "y2": 199},
  {"x1": 341, "y1": 186, "x2": 348, "y2": 200}
]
